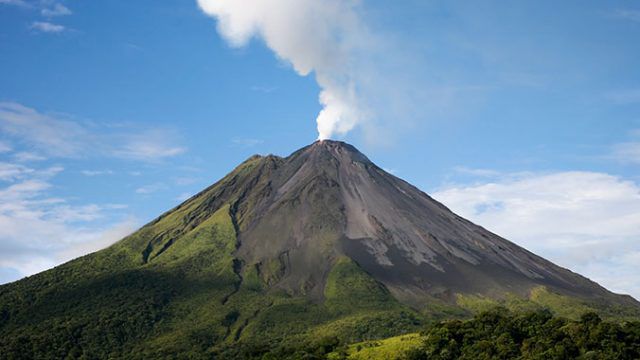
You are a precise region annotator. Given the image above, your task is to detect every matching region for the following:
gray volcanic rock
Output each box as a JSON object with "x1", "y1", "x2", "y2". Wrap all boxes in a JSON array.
[{"x1": 187, "y1": 140, "x2": 633, "y2": 307}]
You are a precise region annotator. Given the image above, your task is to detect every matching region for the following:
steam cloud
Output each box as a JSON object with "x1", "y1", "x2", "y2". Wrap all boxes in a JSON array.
[{"x1": 197, "y1": 0, "x2": 373, "y2": 140}]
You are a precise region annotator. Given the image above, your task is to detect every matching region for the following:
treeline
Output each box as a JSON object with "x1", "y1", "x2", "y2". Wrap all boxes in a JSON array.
[
  {"x1": 195, "y1": 308, "x2": 640, "y2": 359},
  {"x1": 405, "y1": 308, "x2": 640, "y2": 360},
  {"x1": 2, "y1": 304, "x2": 639, "y2": 359}
]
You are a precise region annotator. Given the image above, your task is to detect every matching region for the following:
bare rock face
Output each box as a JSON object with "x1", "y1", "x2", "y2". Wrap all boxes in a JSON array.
[{"x1": 185, "y1": 140, "x2": 631, "y2": 306}]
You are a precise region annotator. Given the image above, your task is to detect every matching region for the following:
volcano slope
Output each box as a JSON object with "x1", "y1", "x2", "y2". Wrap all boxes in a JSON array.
[{"x1": 0, "y1": 140, "x2": 638, "y2": 358}]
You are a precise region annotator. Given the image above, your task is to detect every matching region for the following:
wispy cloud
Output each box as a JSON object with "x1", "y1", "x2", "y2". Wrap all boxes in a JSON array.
[
  {"x1": 1, "y1": 0, "x2": 72, "y2": 15},
  {"x1": 453, "y1": 166, "x2": 502, "y2": 178},
  {"x1": 2, "y1": 0, "x2": 72, "y2": 35},
  {"x1": 30, "y1": 21, "x2": 65, "y2": 33},
  {"x1": 0, "y1": 102, "x2": 87, "y2": 156},
  {"x1": 0, "y1": 162, "x2": 137, "y2": 282},
  {"x1": 113, "y1": 129, "x2": 187, "y2": 162},
  {"x1": 41, "y1": 3, "x2": 71, "y2": 17},
  {"x1": 0, "y1": 0, "x2": 30, "y2": 8},
  {"x1": 0, "y1": 162, "x2": 61, "y2": 183},
  {"x1": 0, "y1": 102, "x2": 187, "y2": 162},
  {"x1": 0, "y1": 162, "x2": 35, "y2": 182},
  {"x1": 432, "y1": 171, "x2": 640, "y2": 299},
  {"x1": 13, "y1": 152, "x2": 46, "y2": 162}
]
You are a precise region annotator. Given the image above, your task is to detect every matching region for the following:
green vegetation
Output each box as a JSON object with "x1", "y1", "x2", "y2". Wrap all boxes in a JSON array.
[
  {"x1": 528, "y1": 286, "x2": 595, "y2": 319},
  {"x1": 324, "y1": 256, "x2": 397, "y2": 313},
  {"x1": 405, "y1": 308, "x2": 640, "y2": 360},
  {"x1": 166, "y1": 307, "x2": 640, "y2": 359},
  {"x1": 455, "y1": 286, "x2": 640, "y2": 321},
  {"x1": 0, "y1": 203, "x2": 422, "y2": 359},
  {"x1": 0, "y1": 203, "x2": 242, "y2": 359},
  {"x1": 329, "y1": 333, "x2": 423, "y2": 360}
]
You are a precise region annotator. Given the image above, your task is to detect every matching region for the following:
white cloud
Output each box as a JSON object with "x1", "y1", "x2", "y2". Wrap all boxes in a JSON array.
[
  {"x1": 432, "y1": 171, "x2": 640, "y2": 299},
  {"x1": 0, "y1": 0, "x2": 30, "y2": 7},
  {"x1": 30, "y1": 21, "x2": 65, "y2": 33},
  {"x1": 0, "y1": 162, "x2": 35, "y2": 182},
  {"x1": 113, "y1": 129, "x2": 186, "y2": 162},
  {"x1": 53, "y1": 219, "x2": 136, "y2": 262},
  {"x1": 453, "y1": 166, "x2": 502, "y2": 178},
  {"x1": 38, "y1": 165, "x2": 64, "y2": 177},
  {"x1": 199, "y1": 1, "x2": 435, "y2": 144},
  {"x1": 0, "y1": 102, "x2": 187, "y2": 162},
  {"x1": 0, "y1": 0, "x2": 71, "y2": 14},
  {"x1": 0, "y1": 163, "x2": 60, "y2": 184},
  {"x1": 41, "y1": 3, "x2": 71, "y2": 17},
  {"x1": 0, "y1": 102, "x2": 88, "y2": 156},
  {"x1": 198, "y1": 0, "x2": 387, "y2": 140},
  {"x1": 0, "y1": 216, "x2": 137, "y2": 282},
  {"x1": 1, "y1": 0, "x2": 72, "y2": 17},
  {"x1": 13, "y1": 151, "x2": 46, "y2": 162},
  {"x1": 0, "y1": 163, "x2": 137, "y2": 283}
]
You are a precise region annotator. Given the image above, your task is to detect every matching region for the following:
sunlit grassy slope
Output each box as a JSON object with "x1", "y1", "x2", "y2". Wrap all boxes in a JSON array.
[{"x1": 328, "y1": 333, "x2": 422, "y2": 360}]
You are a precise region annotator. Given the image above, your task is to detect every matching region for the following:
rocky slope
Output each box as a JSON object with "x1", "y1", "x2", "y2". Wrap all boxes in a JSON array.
[{"x1": 167, "y1": 140, "x2": 633, "y2": 305}]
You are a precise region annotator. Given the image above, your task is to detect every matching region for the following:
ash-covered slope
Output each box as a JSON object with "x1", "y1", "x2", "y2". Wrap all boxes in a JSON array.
[
  {"x1": 0, "y1": 140, "x2": 637, "y2": 358},
  {"x1": 178, "y1": 140, "x2": 630, "y2": 305}
]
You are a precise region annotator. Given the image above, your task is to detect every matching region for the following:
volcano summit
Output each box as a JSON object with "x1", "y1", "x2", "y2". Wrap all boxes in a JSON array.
[{"x1": 0, "y1": 140, "x2": 637, "y2": 358}]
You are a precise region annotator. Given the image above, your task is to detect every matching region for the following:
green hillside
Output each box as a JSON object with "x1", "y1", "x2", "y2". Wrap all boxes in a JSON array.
[{"x1": 0, "y1": 158, "x2": 420, "y2": 359}]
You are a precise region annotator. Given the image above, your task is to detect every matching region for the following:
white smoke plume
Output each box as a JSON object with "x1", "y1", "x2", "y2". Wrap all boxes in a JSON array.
[{"x1": 196, "y1": 0, "x2": 373, "y2": 140}]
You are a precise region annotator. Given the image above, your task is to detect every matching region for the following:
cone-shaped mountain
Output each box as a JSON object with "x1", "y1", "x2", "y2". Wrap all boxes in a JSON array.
[{"x1": 1, "y1": 140, "x2": 638, "y2": 358}]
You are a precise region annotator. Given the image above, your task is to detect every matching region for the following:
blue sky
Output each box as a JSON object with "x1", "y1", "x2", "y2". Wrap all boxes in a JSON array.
[{"x1": 1, "y1": 1, "x2": 639, "y2": 298}]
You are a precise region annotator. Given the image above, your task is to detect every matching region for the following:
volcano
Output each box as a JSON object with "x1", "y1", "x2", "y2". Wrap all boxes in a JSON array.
[{"x1": 1, "y1": 140, "x2": 637, "y2": 358}]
